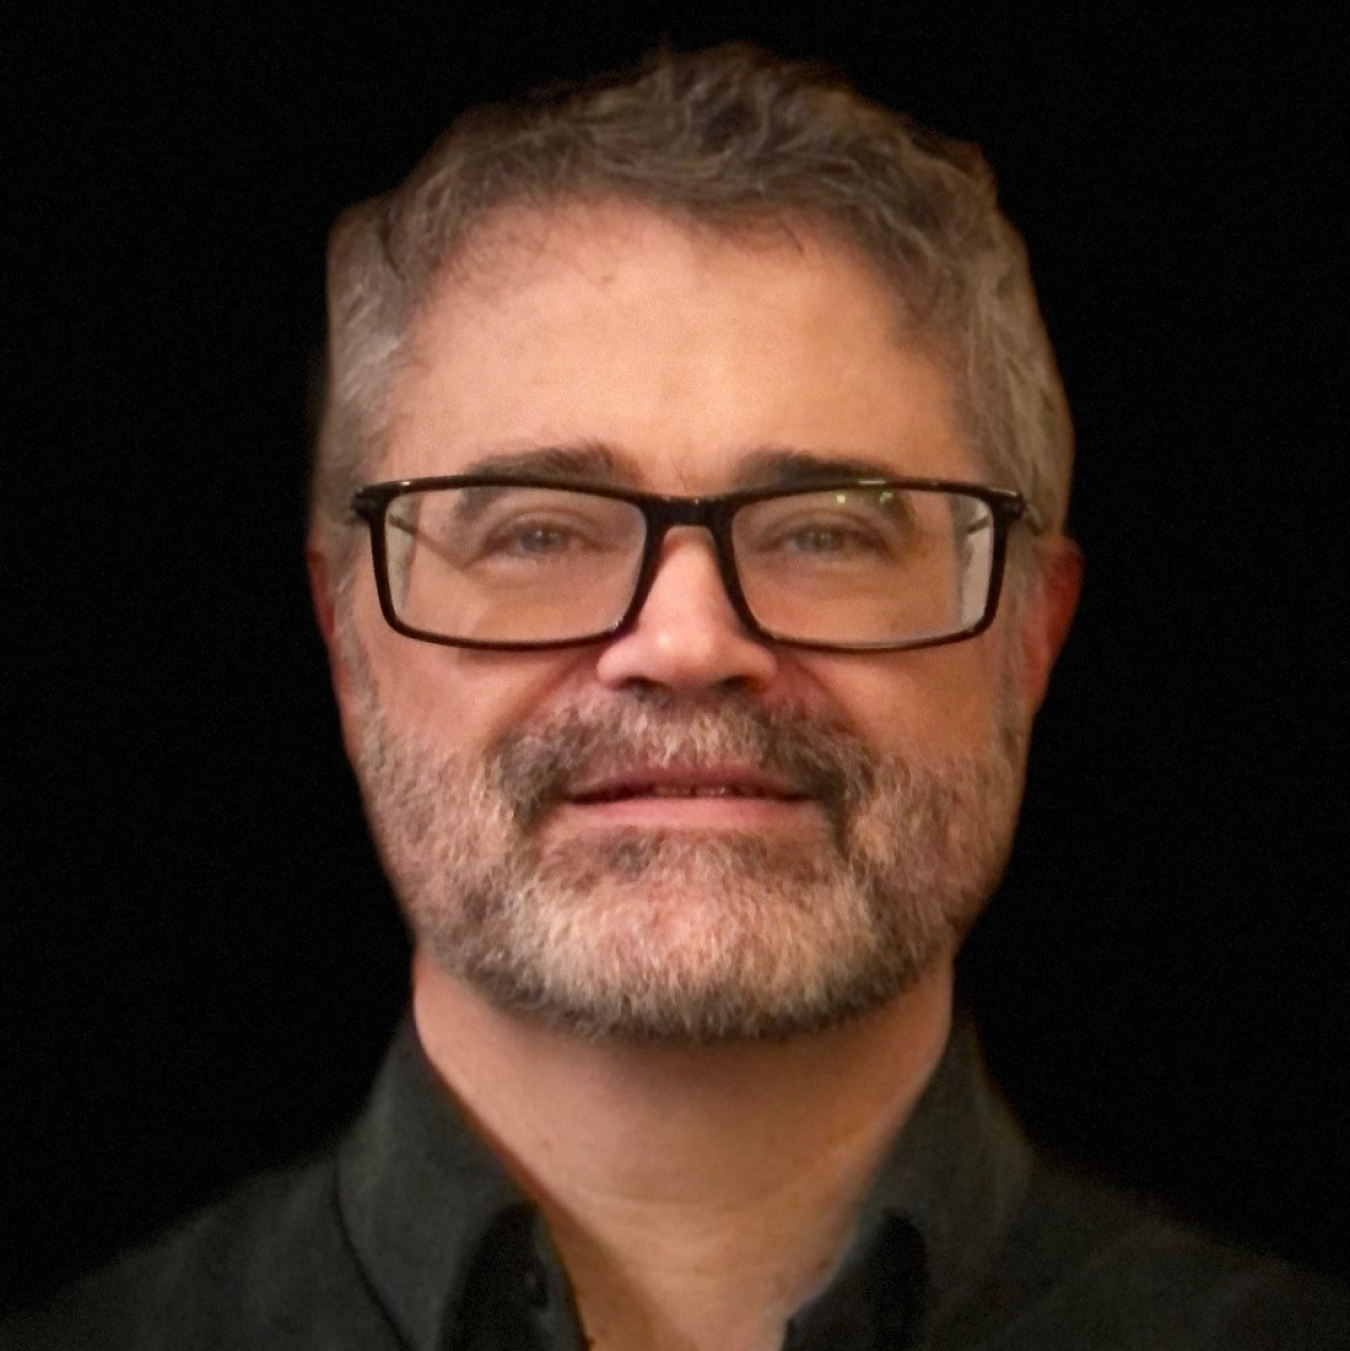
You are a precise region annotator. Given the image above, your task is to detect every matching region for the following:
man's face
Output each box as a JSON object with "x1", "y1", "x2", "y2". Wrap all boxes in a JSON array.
[{"x1": 323, "y1": 203, "x2": 1065, "y2": 1043}]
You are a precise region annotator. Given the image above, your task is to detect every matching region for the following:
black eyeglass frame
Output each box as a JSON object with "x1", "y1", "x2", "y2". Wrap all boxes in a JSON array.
[{"x1": 350, "y1": 475, "x2": 1032, "y2": 653}]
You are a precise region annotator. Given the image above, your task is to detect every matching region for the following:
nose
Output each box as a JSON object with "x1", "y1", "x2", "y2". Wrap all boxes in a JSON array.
[{"x1": 594, "y1": 528, "x2": 779, "y2": 692}]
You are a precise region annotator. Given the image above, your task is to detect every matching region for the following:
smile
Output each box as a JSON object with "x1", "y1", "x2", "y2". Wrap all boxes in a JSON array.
[
  {"x1": 566, "y1": 766, "x2": 809, "y2": 805},
  {"x1": 572, "y1": 782, "x2": 806, "y2": 804}
]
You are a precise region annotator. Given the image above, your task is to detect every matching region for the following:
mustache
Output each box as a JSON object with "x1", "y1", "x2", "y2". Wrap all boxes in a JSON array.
[{"x1": 488, "y1": 688, "x2": 878, "y2": 833}]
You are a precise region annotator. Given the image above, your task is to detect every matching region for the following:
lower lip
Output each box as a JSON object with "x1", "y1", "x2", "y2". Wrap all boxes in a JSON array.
[{"x1": 552, "y1": 795, "x2": 820, "y2": 831}]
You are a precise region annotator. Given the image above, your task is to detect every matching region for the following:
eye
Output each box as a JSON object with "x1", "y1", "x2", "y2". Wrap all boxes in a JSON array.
[
  {"x1": 775, "y1": 518, "x2": 887, "y2": 555},
  {"x1": 457, "y1": 490, "x2": 645, "y2": 570},
  {"x1": 492, "y1": 519, "x2": 571, "y2": 553},
  {"x1": 746, "y1": 506, "x2": 902, "y2": 561},
  {"x1": 477, "y1": 511, "x2": 605, "y2": 560}
]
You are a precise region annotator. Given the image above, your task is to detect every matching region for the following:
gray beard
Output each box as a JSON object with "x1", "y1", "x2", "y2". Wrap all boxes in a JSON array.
[{"x1": 347, "y1": 657, "x2": 1026, "y2": 1045}]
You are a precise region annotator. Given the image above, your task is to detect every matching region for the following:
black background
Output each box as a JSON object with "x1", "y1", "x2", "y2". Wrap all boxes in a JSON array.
[{"x1": 4, "y1": 2, "x2": 1346, "y2": 1311}]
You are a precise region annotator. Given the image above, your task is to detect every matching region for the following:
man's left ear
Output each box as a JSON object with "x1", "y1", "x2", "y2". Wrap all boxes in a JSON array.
[{"x1": 1018, "y1": 537, "x2": 1083, "y2": 715}]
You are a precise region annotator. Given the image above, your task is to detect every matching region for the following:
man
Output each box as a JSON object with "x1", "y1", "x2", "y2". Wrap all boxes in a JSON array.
[{"x1": 6, "y1": 43, "x2": 1341, "y2": 1351}]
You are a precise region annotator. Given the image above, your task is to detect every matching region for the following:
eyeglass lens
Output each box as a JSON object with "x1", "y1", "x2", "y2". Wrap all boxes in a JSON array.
[{"x1": 381, "y1": 484, "x2": 996, "y2": 647}]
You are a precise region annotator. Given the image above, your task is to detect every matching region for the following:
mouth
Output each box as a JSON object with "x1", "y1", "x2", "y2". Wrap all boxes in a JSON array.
[
  {"x1": 564, "y1": 768, "x2": 812, "y2": 808},
  {"x1": 567, "y1": 772, "x2": 805, "y2": 799}
]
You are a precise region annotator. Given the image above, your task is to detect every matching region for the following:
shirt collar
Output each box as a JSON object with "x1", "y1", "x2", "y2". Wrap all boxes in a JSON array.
[
  {"x1": 337, "y1": 1018, "x2": 529, "y2": 1349},
  {"x1": 867, "y1": 1009, "x2": 1031, "y2": 1303},
  {"x1": 338, "y1": 1008, "x2": 1030, "y2": 1348}
]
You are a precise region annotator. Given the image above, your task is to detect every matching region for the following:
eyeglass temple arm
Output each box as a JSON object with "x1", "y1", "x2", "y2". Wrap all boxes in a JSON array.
[{"x1": 381, "y1": 509, "x2": 466, "y2": 570}]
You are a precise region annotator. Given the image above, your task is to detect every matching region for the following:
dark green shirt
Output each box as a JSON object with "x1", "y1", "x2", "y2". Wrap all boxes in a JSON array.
[{"x1": 4, "y1": 1015, "x2": 1343, "y2": 1348}]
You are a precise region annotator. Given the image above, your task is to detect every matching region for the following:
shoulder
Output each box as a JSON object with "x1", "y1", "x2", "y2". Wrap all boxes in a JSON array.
[
  {"x1": 0, "y1": 1154, "x2": 400, "y2": 1351},
  {"x1": 937, "y1": 1155, "x2": 1349, "y2": 1351}
]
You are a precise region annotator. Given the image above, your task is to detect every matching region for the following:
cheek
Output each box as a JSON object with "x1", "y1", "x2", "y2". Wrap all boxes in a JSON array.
[
  {"x1": 431, "y1": 650, "x2": 591, "y2": 746},
  {"x1": 796, "y1": 642, "x2": 1008, "y2": 756},
  {"x1": 346, "y1": 580, "x2": 591, "y2": 750}
]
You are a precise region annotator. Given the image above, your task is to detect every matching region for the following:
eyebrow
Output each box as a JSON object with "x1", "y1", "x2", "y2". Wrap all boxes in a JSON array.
[
  {"x1": 453, "y1": 442, "x2": 634, "y2": 484},
  {"x1": 731, "y1": 447, "x2": 905, "y2": 488},
  {"x1": 452, "y1": 443, "x2": 907, "y2": 491}
]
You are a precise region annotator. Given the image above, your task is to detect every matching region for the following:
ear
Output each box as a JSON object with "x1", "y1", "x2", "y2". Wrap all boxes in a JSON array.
[
  {"x1": 306, "y1": 532, "x2": 363, "y2": 764},
  {"x1": 306, "y1": 532, "x2": 343, "y2": 669},
  {"x1": 1017, "y1": 537, "x2": 1083, "y2": 716}
]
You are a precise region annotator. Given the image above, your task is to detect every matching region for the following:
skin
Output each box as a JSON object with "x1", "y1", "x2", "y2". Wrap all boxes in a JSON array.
[{"x1": 310, "y1": 201, "x2": 1080, "y2": 1351}]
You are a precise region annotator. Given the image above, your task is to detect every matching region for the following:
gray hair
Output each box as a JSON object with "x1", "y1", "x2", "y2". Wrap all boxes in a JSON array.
[{"x1": 311, "y1": 44, "x2": 1073, "y2": 586}]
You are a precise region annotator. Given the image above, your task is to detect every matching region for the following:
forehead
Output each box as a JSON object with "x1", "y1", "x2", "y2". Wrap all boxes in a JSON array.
[{"x1": 383, "y1": 201, "x2": 977, "y2": 489}]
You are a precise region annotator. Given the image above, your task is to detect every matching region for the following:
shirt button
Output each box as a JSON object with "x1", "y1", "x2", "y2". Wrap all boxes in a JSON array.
[{"x1": 522, "y1": 1260, "x2": 549, "y2": 1310}]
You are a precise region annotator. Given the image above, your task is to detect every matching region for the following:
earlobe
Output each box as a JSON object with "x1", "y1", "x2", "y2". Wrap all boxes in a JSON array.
[{"x1": 1020, "y1": 538, "x2": 1083, "y2": 715}]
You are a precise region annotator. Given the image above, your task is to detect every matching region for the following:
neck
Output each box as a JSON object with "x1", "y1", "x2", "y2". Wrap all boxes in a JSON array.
[{"x1": 412, "y1": 949, "x2": 953, "y2": 1351}]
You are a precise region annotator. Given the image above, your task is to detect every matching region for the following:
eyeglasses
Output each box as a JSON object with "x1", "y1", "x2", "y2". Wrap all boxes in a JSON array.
[{"x1": 350, "y1": 476, "x2": 1031, "y2": 653}]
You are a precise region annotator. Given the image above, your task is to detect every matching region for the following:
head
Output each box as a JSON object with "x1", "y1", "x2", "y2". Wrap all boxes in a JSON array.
[
  {"x1": 308, "y1": 46, "x2": 1080, "y2": 1044},
  {"x1": 311, "y1": 44, "x2": 1073, "y2": 582}
]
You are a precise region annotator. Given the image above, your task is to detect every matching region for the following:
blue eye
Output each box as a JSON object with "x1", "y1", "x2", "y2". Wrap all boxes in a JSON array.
[
  {"x1": 779, "y1": 522, "x2": 885, "y2": 554},
  {"x1": 489, "y1": 520, "x2": 581, "y2": 555}
]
